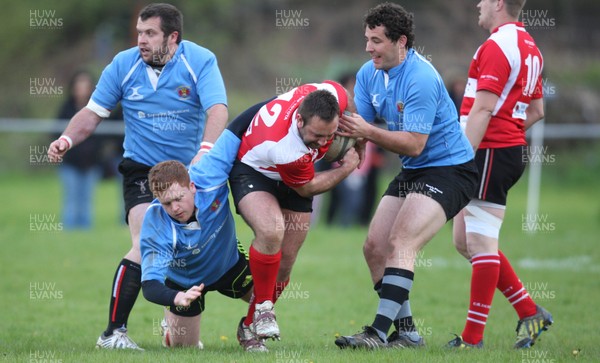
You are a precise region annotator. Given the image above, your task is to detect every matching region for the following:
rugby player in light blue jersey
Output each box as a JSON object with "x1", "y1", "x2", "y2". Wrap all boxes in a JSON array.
[
  {"x1": 335, "y1": 3, "x2": 478, "y2": 350},
  {"x1": 47, "y1": 3, "x2": 228, "y2": 350},
  {"x1": 139, "y1": 107, "x2": 268, "y2": 352}
]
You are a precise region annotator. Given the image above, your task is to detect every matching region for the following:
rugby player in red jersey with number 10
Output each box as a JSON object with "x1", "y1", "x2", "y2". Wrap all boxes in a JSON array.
[{"x1": 449, "y1": 0, "x2": 553, "y2": 349}]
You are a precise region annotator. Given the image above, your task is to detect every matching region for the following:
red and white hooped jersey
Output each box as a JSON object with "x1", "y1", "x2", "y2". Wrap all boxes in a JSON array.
[
  {"x1": 460, "y1": 22, "x2": 543, "y2": 148},
  {"x1": 237, "y1": 81, "x2": 347, "y2": 187}
]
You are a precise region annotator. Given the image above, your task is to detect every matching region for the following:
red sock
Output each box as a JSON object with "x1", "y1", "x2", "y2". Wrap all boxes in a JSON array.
[
  {"x1": 497, "y1": 250, "x2": 537, "y2": 319},
  {"x1": 244, "y1": 245, "x2": 281, "y2": 326},
  {"x1": 461, "y1": 253, "x2": 500, "y2": 345},
  {"x1": 273, "y1": 278, "x2": 290, "y2": 302}
]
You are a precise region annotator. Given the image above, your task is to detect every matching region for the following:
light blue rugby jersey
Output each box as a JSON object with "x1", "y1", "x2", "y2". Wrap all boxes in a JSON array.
[
  {"x1": 354, "y1": 48, "x2": 473, "y2": 169},
  {"x1": 140, "y1": 130, "x2": 241, "y2": 288},
  {"x1": 88, "y1": 40, "x2": 227, "y2": 166}
]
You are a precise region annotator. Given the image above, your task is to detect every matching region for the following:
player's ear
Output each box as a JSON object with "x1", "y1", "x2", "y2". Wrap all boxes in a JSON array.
[
  {"x1": 189, "y1": 181, "x2": 196, "y2": 192},
  {"x1": 168, "y1": 31, "x2": 179, "y2": 44},
  {"x1": 296, "y1": 113, "x2": 304, "y2": 128}
]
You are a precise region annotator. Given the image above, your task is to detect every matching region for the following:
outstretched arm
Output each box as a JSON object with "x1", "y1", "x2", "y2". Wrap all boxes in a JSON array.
[{"x1": 47, "y1": 108, "x2": 103, "y2": 162}]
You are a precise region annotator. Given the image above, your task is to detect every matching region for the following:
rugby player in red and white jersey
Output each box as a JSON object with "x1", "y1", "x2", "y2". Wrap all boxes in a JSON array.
[
  {"x1": 228, "y1": 81, "x2": 361, "y2": 347},
  {"x1": 449, "y1": 0, "x2": 552, "y2": 349}
]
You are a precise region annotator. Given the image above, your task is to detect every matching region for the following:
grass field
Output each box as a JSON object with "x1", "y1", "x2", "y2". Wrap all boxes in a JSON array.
[{"x1": 1, "y1": 160, "x2": 599, "y2": 362}]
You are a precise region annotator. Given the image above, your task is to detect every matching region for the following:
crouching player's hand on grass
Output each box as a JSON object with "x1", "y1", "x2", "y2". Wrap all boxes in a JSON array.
[{"x1": 174, "y1": 283, "x2": 204, "y2": 307}]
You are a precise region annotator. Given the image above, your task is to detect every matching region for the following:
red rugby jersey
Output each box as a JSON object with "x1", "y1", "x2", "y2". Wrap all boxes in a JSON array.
[
  {"x1": 237, "y1": 81, "x2": 347, "y2": 187},
  {"x1": 460, "y1": 22, "x2": 544, "y2": 148}
]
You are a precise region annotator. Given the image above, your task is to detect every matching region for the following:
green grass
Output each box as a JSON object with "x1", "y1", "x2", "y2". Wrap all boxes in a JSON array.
[{"x1": 1, "y1": 165, "x2": 599, "y2": 363}]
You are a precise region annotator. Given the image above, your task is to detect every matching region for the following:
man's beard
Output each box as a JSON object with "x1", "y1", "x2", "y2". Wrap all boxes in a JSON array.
[{"x1": 144, "y1": 38, "x2": 170, "y2": 67}]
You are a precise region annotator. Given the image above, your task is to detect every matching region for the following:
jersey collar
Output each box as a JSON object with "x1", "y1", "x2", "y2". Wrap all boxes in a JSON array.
[
  {"x1": 386, "y1": 48, "x2": 414, "y2": 79},
  {"x1": 492, "y1": 22, "x2": 524, "y2": 34}
]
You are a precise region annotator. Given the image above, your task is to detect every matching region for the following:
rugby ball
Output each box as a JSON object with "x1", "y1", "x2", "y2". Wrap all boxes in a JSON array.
[{"x1": 323, "y1": 134, "x2": 356, "y2": 162}]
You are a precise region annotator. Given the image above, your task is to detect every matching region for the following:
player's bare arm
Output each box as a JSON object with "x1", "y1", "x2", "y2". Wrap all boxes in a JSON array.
[
  {"x1": 464, "y1": 90, "x2": 499, "y2": 150},
  {"x1": 292, "y1": 147, "x2": 360, "y2": 198},
  {"x1": 173, "y1": 283, "x2": 204, "y2": 307},
  {"x1": 339, "y1": 112, "x2": 428, "y2": 157},
  {"x1": 47, "y1": 107, "x2": 103, "y2": 162},
  {"x1": 524, "y1": 97, "x2": 545, "y2": 130},
  {"x1": 191, "y1": 103, "x2": 228, "y2": 164}
]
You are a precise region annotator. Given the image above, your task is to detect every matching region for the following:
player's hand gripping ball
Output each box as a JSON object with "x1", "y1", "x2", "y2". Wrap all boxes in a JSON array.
[
  {"x1": 323, "y1": 111, "x2": 357, "y2": 162},
  {"x1": 323, "y1": 134, "x2": 356, "y2": 162}
]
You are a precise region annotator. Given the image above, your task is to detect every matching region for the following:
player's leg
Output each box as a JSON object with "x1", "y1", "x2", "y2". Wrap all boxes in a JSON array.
[
  {"x1": 364, "y1": 177, "x2": 424, "y2": 345},
  {"x1": 452, "y1": 209, "x2": 470, "y2": 259},
  {"x1": 371, "y1": 193, "x2": 448, "y2": 339},
  {"x1": 453, "y1": 200, "x2": 503, "y2": 347},
  {"x1": 237, "y1": 191, "x2": 283, "y2": 339},
  {"x1": 271, "y1": 209, "x2": 311, "y2": 302},
  {"x1": 162, "y1": 308, "x2": 201, "y2": 348},
  {"x1": 454, "y1": 147, "x2": 551, "y2": 348},
  {"x1": 97, "y1": 158, "x2": 152, "y2": 350},
  {"x1": 211, "y1": 247, "x2": 267, "y2": 352},
  {"x1": 337, "y1": 194, "x2": 447, "y2": 349},
  {"x1": 230, "y1": 162, "x2": 285, "y2": 339},
  {"x1": 160, "y1": 281, "x2": 205, "y2": 349},
  {"x1": 364, "y1": 195, "x2": 403, "y2": 285},
  {"x1": 97, "y1": 202, "x2": 149, "y2": 350}
]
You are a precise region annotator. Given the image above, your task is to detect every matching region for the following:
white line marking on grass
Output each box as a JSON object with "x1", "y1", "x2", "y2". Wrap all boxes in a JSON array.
[{"x1": 425, "y1": 256, "x2": 599, "y2": 273}]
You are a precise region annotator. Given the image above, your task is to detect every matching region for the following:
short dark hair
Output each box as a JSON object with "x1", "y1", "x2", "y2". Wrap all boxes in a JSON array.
[
  {"x1": 298, "y1": 90, "x2": 340, "y2": 124},
  {"x1": 139, "y1": 3, "x2": 183, "y2": 43},
  {"x1": 364, "y1": 2, "x2": 414, "y2": 49}
]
